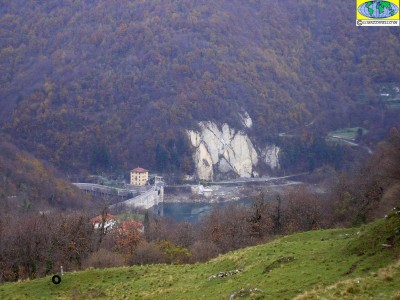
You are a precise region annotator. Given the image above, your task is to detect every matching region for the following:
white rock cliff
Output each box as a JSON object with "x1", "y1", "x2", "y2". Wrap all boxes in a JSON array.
[
  {"x1": 187, "y1": 120, "x2": 280, "y2": 181},
  {"x1": 262, "y1": 145, "x2": 280, "y2": 170}
]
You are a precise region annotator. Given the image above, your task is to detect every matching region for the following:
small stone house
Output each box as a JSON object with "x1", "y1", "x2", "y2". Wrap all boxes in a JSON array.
[{"x1": 130, "y1": 167, "x2": 148, "y2": 186}]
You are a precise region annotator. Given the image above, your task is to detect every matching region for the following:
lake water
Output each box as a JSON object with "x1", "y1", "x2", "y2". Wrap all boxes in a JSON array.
[
  {"x1": 155, "y1": 179, "x2": 306, "y2": 223},
  {"x1": 161, "y1": 197, "x2": 252, "y2": 223}
]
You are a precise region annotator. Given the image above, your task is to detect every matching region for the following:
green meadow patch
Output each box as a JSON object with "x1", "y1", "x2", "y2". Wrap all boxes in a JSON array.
[
  {"x1": 1, "y1": 218, "x2": 399, "y2": 299},
  {"x1": 328, "y1": 127, "x2": 368, "y2": 141}
]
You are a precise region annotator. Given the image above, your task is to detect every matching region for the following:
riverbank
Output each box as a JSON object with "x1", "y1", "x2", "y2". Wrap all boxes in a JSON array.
[{"x1": 164, "y1": 179, "x2": 306, "y2": 204}]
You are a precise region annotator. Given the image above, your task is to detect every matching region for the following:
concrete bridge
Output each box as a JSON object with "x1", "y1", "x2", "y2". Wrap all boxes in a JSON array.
[
  {"x1": 110, "y1": 184, "x2": 164, "y2": 215},
  {"x1": 73, "y1": 178, "x2": 164, "y2": 214},
  {"x1": 72, "y1": 183, "x2": 139, "y2": 200}
]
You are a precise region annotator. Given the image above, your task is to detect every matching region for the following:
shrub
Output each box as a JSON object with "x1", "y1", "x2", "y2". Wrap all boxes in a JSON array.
[
  {"x1": 129, "y1": 241, "x2": 166, "y2": 265},
  {"x1": 83, "y1": 249, "x2": 125, "y2": 269}
]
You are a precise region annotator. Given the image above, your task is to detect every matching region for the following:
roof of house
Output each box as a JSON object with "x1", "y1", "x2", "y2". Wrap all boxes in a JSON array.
[
  {"x1": 90, "y1": 213, "x2": 116, "y2": 224},
  {"x1": 131, "y1": 167, "x2": 148, "y2": 173}
]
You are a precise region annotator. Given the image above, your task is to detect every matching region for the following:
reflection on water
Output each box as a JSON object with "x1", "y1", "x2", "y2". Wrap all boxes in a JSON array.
[
  {"x1": 162, "y1": 179, "x2": 306, "y2": 223},
  {"x1": 162, "y1": 198, "x2": 251, "y2": 223}
]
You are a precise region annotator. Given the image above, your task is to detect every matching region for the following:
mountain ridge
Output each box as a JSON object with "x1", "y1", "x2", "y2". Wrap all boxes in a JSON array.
[{"x1": 1, "y1": 0, "x2": 399, "y2": 174}]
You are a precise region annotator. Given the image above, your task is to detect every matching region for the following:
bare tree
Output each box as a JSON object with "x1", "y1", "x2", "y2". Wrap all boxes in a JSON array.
[
  {"x1": 267, "y1": 194, "x2": 284, "y2": 234},
  {"x1": 284, "y1": 186, "x2": 324, "y2": 233},
  {"x1": 249, "y1": 192, "x2": 273, "y2": 239},
  {"x1": 332, "y1": 129, "x2": 400, "y2": 224}
]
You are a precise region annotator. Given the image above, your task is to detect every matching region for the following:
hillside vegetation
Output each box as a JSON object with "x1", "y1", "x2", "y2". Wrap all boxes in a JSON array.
[
  {"x1": 0, "y1": 137, "x2": 90, "y2": 211},
  {"x1": 1, "y1": 212, "x2": 399, "y2": 299},
  {"x1": 1, "y1": 0, "x2": 400, "y2": 173}
]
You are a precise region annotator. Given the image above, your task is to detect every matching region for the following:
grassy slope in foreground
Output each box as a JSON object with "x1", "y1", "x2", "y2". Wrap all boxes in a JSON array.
[{"x1": 1, "y1": 216, "x2": 400, "y2": 300}]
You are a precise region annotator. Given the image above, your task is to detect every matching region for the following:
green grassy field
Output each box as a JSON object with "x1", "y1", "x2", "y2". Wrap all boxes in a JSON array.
[
  {"x1": 1, "y1": 215, "x2": 399, "y2": 300},
  {"x1": 116, "y1": 213, "x2": 144, "y2": 222}
]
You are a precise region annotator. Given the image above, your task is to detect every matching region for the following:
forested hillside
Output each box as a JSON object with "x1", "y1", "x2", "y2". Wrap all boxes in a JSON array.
[
  {"x1": 1, "y1": 0, "x2": 399, "y2": 173},
  {"x1": 0, "y1": 136, "x2": 91, "y2": 211}
]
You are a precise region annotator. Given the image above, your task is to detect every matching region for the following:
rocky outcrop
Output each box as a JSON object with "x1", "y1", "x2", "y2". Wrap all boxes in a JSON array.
[
  {"x1": 193, "y1": 142, "x2": 213, "y2": 181},
  {"x1": 240, "y1": 111, "x2": 253, "y2": 128},
  {"x1": 187, "y1": 119, "x2": 280, "y2": 181},
  {"x1": 262, "y1": 145, "x2": 280, "y2": 170},
  {"x1": 229, "y1": 288, "x2": 263, "y2": 300},
  {"x1": 208, "y1": 269, "x2": 243, "y2": 280}
]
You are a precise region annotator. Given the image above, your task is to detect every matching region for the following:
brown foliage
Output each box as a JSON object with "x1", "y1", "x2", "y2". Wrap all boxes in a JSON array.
[
  {"x1": 332, "y1": 129, "x2": 400, "y2": 225},
  {"x1": 0, "y1": 137, "x2": 92, "y2": 211},
  {"x1": 83, "y1": 249, "x2": 124, "y2": 269},
  {"x1": 2, "y1": 0, "x2": 399, "y2": 175},
  {"x1": 249, "y1": 193, "x2": 273, "y2": 238},
  {"x1": 283, "y1": 186, "x2": 325, "y2": 233},
  {"x1": 0, "y1": 212, "x2": 94, "y2": 282},
  {"x1": 129, "y1": 241, "x2": 165, "y2": 266},
  {"x1": 198, "y1": 204, "x2": 254, "y2": 253},
  {"x1": 114, "y1": 220, "x2": 143, "y2": 260},
  {"x1": 189, "y1": 241, "x2": 220, "y2": 263}
]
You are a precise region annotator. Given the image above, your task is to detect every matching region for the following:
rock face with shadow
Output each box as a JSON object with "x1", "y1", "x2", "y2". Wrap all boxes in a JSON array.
[{"x1": 187, "y1": 118, "x2": 280, "y2": 181}]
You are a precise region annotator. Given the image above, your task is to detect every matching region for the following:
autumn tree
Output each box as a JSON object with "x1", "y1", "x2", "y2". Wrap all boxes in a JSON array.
[
  {"x1": 333, "y1": 128, "x2": 400, "y2": 224},
  {"x1": 114, "y1": 220, "x2": 143, "y2": 261},
  {"x1": 248, "y1": 192, "x2": 273, "y2": 239},
  {"x1": 199, "y1": 204, "x2": 253, "y2": 253},
  {"x1": 283, "y1": 186, "x2": 325, "y2": 233},
  {"x1": 267, "y1": 194, "x2": 284, "y2": 235}
]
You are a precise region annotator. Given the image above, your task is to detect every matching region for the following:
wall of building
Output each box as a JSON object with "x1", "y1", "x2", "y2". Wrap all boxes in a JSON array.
[{"x1": 130, "y1": 171, "x2": 149, "y2": 186}]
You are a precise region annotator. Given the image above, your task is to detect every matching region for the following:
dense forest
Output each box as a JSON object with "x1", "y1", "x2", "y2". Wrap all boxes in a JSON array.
[
  {"x1": 1, "y1": 0, "x2": 400, "y2": 174},
  {"x1": 0, "y1": 136, "x2": 91, "y2": 210}
]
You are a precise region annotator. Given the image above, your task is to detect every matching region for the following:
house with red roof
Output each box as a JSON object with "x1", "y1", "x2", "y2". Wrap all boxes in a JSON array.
[
  {"x1": 90, "y1": 213, "x2": 144, "y2": 235},
  {"x1": 130, "y1": 167, "x2": 148, "y2": 186},
  {"x1": 90, "y1": 213, "x2": 117, "y2": 231}
]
